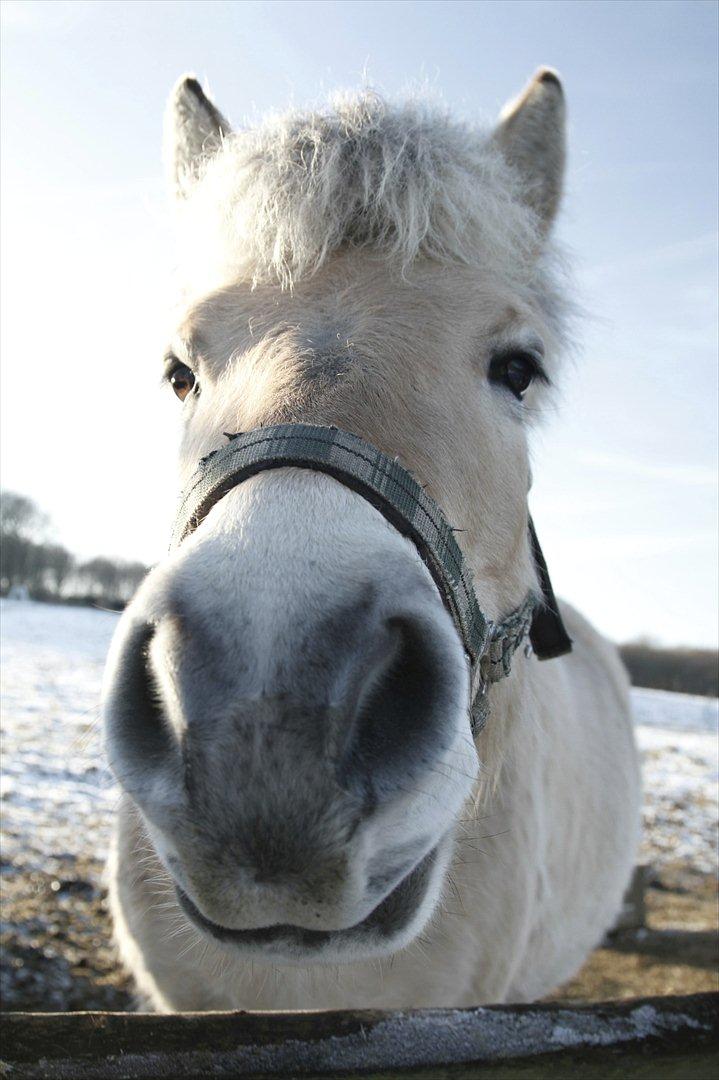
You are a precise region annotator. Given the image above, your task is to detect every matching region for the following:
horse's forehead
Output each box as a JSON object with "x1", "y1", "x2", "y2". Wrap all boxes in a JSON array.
[{"x1": 177, "y1": 261, "x2": 528, "y2": 352}]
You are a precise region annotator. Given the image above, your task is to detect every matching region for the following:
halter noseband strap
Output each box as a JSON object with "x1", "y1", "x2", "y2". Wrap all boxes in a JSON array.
[{"x1": 171, "y1": 423, "x2": 572, "y2": 735}]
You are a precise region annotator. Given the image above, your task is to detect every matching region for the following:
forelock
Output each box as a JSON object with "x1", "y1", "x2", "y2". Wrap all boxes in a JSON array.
[{"x1": 174, "y1": 91, "x2": 549, "y2": 295}]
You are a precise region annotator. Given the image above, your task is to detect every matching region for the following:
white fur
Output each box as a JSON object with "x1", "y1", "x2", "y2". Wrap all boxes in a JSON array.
[{"x1": 104, "y1": 70, "x2": 641, "y2": 1011}]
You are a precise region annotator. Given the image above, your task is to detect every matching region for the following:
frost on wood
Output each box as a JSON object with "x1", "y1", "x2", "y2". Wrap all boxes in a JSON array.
[{"x1": 3, "y1": 993, "x2": 717, "y2": 1078}]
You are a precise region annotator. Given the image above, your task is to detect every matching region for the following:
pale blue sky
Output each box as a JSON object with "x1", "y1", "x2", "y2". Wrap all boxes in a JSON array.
[{"x1": 1, "y1": 0, "x2": 717, "y2": 645}]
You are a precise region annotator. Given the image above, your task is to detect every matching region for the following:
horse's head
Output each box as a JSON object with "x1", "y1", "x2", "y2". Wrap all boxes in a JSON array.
[{"x1": 103, "y1": 72, "x2": 567, "y2": 964}]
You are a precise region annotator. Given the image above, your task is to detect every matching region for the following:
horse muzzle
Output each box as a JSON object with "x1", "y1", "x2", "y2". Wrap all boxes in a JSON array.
[
  {"x1": 102, "y1": 468, "x2": 477, "y2": 958},
  {"x1": 102, "y1": 423, "x2": 570, "y2": 961}
]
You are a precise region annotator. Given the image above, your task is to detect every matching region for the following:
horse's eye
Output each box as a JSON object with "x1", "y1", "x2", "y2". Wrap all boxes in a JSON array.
[
  {"x1": 489, "y1": 351, "x2": 546, "y2": 400},
  {"x1": 168, "y1": 361, "x2": 196, "y2": 402}
]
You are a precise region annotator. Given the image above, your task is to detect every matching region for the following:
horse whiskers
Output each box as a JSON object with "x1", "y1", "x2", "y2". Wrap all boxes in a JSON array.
[{"x1": 175, "y1": 933, "x2": 204, "y2": 961}]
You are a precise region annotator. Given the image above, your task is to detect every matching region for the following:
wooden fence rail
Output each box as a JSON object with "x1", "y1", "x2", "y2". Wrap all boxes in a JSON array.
[{"x1": 2, "y1": 992, "x2": 717, "y2": 1079}]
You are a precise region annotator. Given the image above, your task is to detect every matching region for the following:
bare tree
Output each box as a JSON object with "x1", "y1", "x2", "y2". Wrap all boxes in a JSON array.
[
  {"x1": 1, "y1": 490, "x2": 149, "y2": 605},
  {"x1": 45, "y1": 545, "x2": 76, "y2": 595},
  {"x1": 78, "y1": 557, "x2": 120, "y2": 598},
  {"x1": 0, "y1": 491, "x2": 50, "y2": 542},
  {"x1": 115, "y1": 561, "x2": 148, "y2": 601}
]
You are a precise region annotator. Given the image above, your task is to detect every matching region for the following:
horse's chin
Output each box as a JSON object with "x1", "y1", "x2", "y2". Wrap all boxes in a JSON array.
[{"x1": 174, "y1": 836, "x2": 449, "y2": 966}]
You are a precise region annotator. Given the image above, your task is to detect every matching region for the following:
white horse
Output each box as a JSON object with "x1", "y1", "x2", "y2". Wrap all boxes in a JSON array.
[{"x1": 103, "y1": 69, "x2": 640, "y2": 1011}]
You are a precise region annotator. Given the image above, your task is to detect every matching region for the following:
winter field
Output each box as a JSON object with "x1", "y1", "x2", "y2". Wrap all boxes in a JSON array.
[{"x1": 1, "y1": 599, "x2": 717, "y2": 1010}]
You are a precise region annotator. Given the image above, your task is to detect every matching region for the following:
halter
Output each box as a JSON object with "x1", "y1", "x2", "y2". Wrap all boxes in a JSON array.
[{"x1": 171, "y1": 423, "x2": 572, "y2": 735}]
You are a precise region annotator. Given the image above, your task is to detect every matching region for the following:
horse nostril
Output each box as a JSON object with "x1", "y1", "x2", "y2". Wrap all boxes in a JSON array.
[
  {"x1": 340, "y1": 615, "x2": 449, "y2": 797},
  {"x1": 104, "y1": 621, "x2": 180, "y2": 795}
]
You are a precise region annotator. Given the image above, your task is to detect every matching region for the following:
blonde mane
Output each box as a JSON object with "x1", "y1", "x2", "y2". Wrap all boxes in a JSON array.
[{"x1": 174, "y1": 91, "x2": 549, "y2": 296}]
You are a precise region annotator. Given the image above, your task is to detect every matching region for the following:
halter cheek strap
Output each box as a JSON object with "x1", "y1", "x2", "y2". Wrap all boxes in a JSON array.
[
  {"x1": 171, "y1": 423, "x2": 572, "y2": 735},
  {"x1": 528, "y1": 517, "x2": 574, "y2": 660}
]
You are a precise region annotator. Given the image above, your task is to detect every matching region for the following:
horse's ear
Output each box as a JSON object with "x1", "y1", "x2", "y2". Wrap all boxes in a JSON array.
[
  {"x1": 164, "y1": 75, "x2": 232, "y2": 200},
  {"x1": 493, "y1": 68, "x2": 566, "y2": 233}
]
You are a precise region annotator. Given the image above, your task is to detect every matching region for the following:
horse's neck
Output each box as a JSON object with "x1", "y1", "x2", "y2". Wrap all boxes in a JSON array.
[{"x1": 472, "y1": 654, "x2": 541, "y2": 810}]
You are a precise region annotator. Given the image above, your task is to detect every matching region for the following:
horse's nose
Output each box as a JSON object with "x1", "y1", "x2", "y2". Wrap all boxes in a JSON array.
[
  {"x1": 102, "y1": 618, "x2": 187, "y2": 815},
  {"x1": 104, "y1": 576, "x2": 468, "y2": 809}
]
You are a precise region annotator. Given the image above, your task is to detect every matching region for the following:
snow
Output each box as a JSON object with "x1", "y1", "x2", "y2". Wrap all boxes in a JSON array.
[
  {"x1": 0, "y1": 600, "x2": 119, "y2": 868},
  {"x1": 634, "y1": 691, "x2": 717, "y2": 875},
  {"x1": 632, "y1": 685, "x2": 718, "y2": 734},
  {"x1": 193, "y1": 1002, "x2": 710, "y2": 1072},
  {"x1": 1, "y1": 599, "x2": 717, "y2": 877}
]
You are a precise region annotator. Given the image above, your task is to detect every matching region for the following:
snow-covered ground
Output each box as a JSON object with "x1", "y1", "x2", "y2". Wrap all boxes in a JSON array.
[
  {"x1": 634, "y1": 691, "x2": 718, "y2": 875},
  {"x1": 1, "y1": 599, "x2": 717, "y2": 876},
  {"x1": 0, "y1": 600, "x2": 119, "y2": 868}
]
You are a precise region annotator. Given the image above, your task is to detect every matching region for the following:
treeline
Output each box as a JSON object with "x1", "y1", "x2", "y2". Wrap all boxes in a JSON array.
[
  {"x1": 0, "y1": 491, "x2": 148, "y2": 610},
  {"x1": 619, "y1": 643, "x2": 718, "y2": 699}
]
